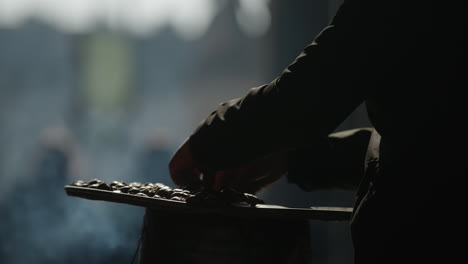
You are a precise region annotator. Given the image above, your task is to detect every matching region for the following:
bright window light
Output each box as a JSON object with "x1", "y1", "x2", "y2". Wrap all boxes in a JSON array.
[{"x1": 0, "y1": 0, "x2": 271, "y2": 39}]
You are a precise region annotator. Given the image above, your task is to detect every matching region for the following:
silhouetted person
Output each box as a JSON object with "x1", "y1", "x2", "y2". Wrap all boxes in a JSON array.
[{"x1": 169, "y1": 1, "x2": 467, "y2": 263}]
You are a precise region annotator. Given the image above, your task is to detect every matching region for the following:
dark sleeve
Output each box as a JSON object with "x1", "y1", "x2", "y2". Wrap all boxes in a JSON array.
[
  {"x1": 189, "y1": 0, "x2": 380, "y2": 171},
  {"x1": 287, "y1": 128, "x2": 373, "y2": 191}
]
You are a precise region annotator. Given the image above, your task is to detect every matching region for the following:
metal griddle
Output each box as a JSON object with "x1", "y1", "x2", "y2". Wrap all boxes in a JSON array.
[{"x1": 65, "y1": 185, "x2": 353, "y2": 221}]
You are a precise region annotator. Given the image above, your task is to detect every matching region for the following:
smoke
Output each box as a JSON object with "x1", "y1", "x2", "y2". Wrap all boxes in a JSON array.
[{"x1": 0, "y1": 136, "x2": 149, "y2": 264}]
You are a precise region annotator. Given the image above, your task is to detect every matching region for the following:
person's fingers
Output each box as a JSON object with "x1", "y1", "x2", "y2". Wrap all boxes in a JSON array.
[
  {"x1": 232, "y1": 154, "x2": 287, "y2": 193},
  {"x1": 200, "y1": 167, "x2": 283, "y2": 194},
  {"x1": 169, "y1": 163, "x2": 201, "y2": 187},
  {"x1": 201, "y1": 170, "x2": 233, "y2": 191},
  {"x1": 213, "y1": 171, "x2": 226, "y2": 191},
  {"x1": 225, "y1": 168, "x2": 246, "y2": 189},
  {"x1": 169, "y1": 140, "x2": 286, "y2": 193},
  {"x1": 248, "y1": 171, "x2": 285, "y2": 193},
  {"x1": 169, "y1": 138, "x2": 202, "y2": 187},
  {"x1": 223, "y1": 167, "x2": 258, "y2": 193}
]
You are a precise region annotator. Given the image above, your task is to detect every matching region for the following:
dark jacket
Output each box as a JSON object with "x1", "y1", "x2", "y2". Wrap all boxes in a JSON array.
[{"x1": 188, "y1": 0, "x2": 467, "y2": 263}]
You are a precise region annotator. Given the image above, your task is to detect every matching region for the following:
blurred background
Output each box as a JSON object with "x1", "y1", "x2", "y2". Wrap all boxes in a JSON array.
[{"x1": 0, "y1": 0, "x2": 371, "y2": 263}]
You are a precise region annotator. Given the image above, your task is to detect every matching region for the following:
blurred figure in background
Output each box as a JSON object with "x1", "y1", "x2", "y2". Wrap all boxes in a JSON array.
[
  {"x1": 0, "y1": 127, "x2": 140, "y2": 264},
  {"x1": 135, "y1": 130, "x2": 173, "y2": 186},
  {"x1": 1, "y1": 127, "x2": 76, "y2": 263}
]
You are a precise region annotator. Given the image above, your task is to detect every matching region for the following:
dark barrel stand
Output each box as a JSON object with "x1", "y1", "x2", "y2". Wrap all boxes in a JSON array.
[
  {"x1": 64, "y1": 185, "x2": 352, "y2": 264},
  {"x1": 138, "y1": 209, "x2": 312, "y2": 264}
]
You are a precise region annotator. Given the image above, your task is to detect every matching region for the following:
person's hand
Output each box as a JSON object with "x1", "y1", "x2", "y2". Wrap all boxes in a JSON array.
[
  {"x1": 169, "y1": 137, "x2": 203, "y2": 188},
  {"x1": 169, "y1": 137, "x2": 288, "y2": 193},
  {"x1": 217, "y1": 152, "x2": 288, "y2": 194}
]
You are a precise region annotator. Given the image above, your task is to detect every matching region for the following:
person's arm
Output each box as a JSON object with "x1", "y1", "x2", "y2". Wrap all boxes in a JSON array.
[{"x1": 170, "y1": 0, "x2": 384, "y2": 188}]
